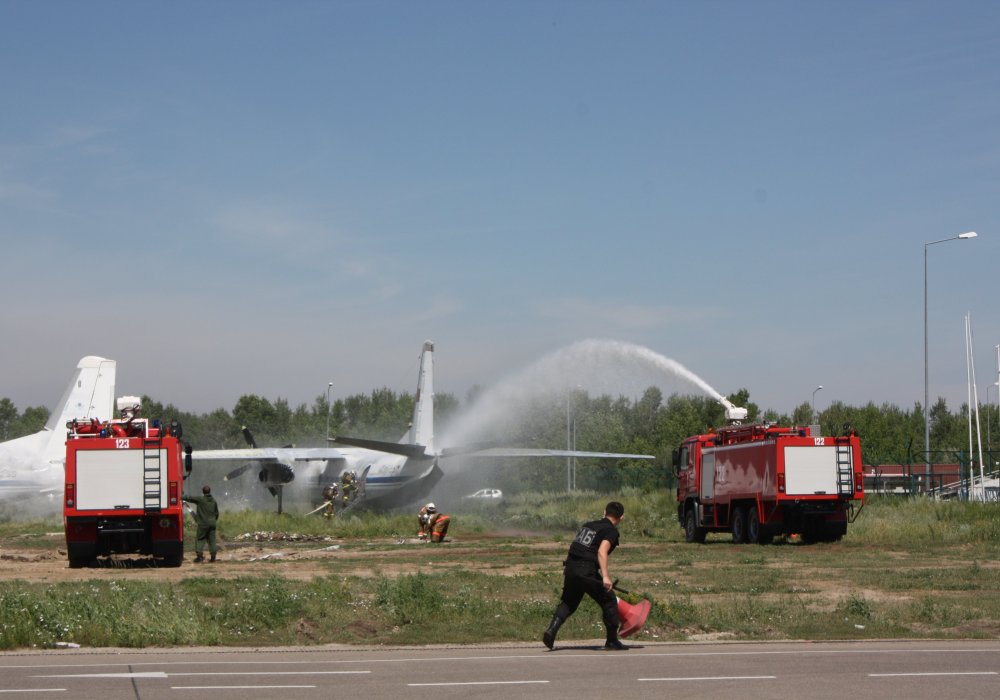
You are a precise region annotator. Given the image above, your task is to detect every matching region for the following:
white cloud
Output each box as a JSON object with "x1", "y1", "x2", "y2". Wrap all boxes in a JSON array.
[
  {"x1": 0, "y1": 180, "x2": 54, "y2": 204},
  {"x1": 532, "y1": 298, "x2": 723, "y2": 330},
  {"x1": 212, "y1": 205, "x2": 325, "y2": 244},
  {"x1": 409, "y1": 297, "x2": 462, "y2": 324},
  {"x1": 44, "y1": 125, "x2": 110, "y2": 151}
]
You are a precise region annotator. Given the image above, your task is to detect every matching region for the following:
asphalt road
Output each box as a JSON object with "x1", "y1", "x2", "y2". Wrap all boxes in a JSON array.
[{"x1": 0, "y1": 640, "x2": 998, "y2": 699}]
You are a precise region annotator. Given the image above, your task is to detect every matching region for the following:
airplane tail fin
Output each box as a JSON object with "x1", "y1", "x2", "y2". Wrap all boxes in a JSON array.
[
  {"x1": 45, "y1": 356, "x2": 117, "y2": 430},
  {"x1": 42, "y1": 356, "x2": 117, "y2": 465},
  {"x1": 403, "y1": 340, "x2": 434, "y2": 451}
]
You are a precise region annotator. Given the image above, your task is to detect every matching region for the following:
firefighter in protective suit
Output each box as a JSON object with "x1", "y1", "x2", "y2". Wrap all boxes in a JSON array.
[
  {"x1": 417, "y1": 504, "x2": 431, "y2": 539},
  {"x1": 421, "y1": 503, "x2": 450, "y2": 543},
  {"x1": 321, "y1": 483, "x2": 339, "y2": 518},
  {"x1": 340, "y1": 470, "x2": 358, "y2": 506}
]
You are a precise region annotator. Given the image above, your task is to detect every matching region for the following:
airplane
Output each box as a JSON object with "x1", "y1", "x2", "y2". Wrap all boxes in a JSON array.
[
  {"x1": 191, "y1": 341, "x2": 655, "y2": 513},
  {"x1": 0, "y1": 356, "x2": 117, "y2": 501}
]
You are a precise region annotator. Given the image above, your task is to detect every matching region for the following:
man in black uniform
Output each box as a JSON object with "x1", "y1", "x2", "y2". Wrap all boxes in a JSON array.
[{"x1": 543, "y1": 501, "x2": 627, "y2": 651}]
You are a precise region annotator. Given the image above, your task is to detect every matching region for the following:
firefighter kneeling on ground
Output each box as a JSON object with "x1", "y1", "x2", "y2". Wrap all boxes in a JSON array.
[
  {"x1": 321, "y1": 483, "x2": 339, "y2": 519},
  {"x1": 417, "y1": 505, "x2": 430, "y2": 539},
  {"x1": 417, "y1": 503, "x2": 450, "y2": 543}
]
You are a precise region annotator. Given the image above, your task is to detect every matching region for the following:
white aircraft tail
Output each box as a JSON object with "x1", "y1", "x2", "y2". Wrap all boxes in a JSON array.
[
  {"x1": 43, "y1": 355, "x2": 117, "y2": 466},
  {"x1": 404, "y1": 340, "x2": 434, "y2": 452},
  {"x1": 329, "y1": 341, "x2": 437, "y2": 460},
  {"x1": 45, "y1": 356, "x2": 117, "y2": 430},
  {"x1": 0, "y1": 356, "x2": 116, "y2": 482}
]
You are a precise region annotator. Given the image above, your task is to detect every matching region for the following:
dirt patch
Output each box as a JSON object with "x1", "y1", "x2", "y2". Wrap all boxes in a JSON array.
[{"x1": 0, "y1": 532, "x2": 567, "y2": 585}]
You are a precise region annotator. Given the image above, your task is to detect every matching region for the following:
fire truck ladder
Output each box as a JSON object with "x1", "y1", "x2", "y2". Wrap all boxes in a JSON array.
[
  {"x1": 143, "y1": 439, "x2": 163, "y2": 513},
  {"x1": 836, "y1": 443, "x2": 854, "y2": 496}
]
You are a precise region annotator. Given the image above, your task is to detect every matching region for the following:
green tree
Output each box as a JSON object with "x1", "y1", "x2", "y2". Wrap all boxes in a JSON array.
[
  {"x1": 0, "y1": 398, "x2": 16, "y2": 440},
  {"x1": 12, "y1": 406, "x2": 49, "y2": 437},
  {"x1": 792, "y1": 401, "x2": 813, "y2": 426},
  {"x1": 196, "y1": 408, "x2": 241, "y2": 449},
  {"x1": 231, "y1": 394, "x2": 285, "y2": 446}
]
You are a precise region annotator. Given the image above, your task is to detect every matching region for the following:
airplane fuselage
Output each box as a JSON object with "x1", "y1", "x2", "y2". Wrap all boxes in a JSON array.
[
  {"x1": 314, "y1": 450, "x2": 441, "y2": 509},
  {"x1": 250, "y1": 448, "x2": 442, "y2": 511}
]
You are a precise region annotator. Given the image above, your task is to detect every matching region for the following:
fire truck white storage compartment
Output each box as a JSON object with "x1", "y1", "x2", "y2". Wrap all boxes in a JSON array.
[{"x1": 75, "y1": 449, "x2": 169, "y2": 511}]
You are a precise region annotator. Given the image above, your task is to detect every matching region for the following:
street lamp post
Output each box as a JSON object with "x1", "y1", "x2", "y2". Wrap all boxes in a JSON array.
[
  {"x1": 995, "y1": 345, "x2": 1000, "y2": 474},
  {"x1": 325, "y1": 382, "x2": 334, "y2": 442},
  {"x1": 811, "y1": 385, "x2": 823, "y2": 424},
  {"x1": 566, "y1": 392, "x2": 572, "y2": 492},
  {"x1": 566, "y1": 386, "x2": 581, "y2": 492},
  {"x1": 924, "y1": 232, "x2": 977, "y2": 484}
]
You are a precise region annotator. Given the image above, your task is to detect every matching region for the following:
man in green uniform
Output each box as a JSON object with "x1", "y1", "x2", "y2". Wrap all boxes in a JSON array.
[{"x1": 182, "y1": 485, "x2": 220, "y2": 563}]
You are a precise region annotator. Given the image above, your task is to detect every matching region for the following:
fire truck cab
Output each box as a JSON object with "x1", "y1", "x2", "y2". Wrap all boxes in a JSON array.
[{"x1": 63, "y1": 397, "x2": 192, "y2": 567}]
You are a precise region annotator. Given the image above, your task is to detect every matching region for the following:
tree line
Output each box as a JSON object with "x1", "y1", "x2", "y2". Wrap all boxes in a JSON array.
[{"x1": 2, "y1": 387, "x2": 994, "y2": 494}]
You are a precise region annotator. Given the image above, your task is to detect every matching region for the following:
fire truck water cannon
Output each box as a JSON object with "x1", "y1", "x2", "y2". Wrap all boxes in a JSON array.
[
  {"x1": 719, "y1": 397, "x2": 748, "y2": 424},
  {"x1": 117, "y1": 395, "x2": 142, "y2": 421}
]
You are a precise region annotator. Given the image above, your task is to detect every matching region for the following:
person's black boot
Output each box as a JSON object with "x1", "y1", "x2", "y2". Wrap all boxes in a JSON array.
[
  {"x1": 194, "y1": 554, "x2": 204, "y2": 563},
  {"x1": 604, "y1": 638, "x2": 628, "y2": 651},
  {"x1": 542, "y1": 614, "x2": 564, "y2": 650},
  {"x1": 210, "y1": 553, "x2": 217, "y2": 562}
]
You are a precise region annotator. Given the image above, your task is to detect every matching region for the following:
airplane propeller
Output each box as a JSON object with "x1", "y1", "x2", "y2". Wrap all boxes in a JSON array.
[
  {"x1": 219, "y1": 427, "x2": 260, "y2": 481},
  {"x1": 224, "y1": 463, "x2": 255, "y2": 481}
]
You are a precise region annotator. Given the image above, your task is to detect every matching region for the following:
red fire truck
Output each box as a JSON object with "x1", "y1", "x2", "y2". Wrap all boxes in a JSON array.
[
  {"x1": 64, "y1": 397, "x2": 191, "y2": 567},
  {"x1": 674, "y1": 401, "x2": 864, "y2": 544}
]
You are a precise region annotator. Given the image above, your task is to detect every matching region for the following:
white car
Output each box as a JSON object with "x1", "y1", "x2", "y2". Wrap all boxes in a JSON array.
[{"x1": 466, "y1": 488, "x2": 503, "y2": 500}]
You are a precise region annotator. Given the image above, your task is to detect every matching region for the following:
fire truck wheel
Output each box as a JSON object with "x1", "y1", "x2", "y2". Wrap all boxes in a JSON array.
[
  {"x1": 684, "y1": 508, "x2": 707, "y2": 543},
  {"x1": 731, "y1": 506, "x2": 748, "y2": 544},
  {"x1": 746, "y1": 505, "x2": 760, "y2": 543},
  {"x1": 746, "y1": 505, "x2": 774, "y2": 545}
]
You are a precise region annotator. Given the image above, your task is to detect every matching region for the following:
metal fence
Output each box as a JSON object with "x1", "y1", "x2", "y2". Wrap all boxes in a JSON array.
[{"x1": 864, "y1": 452, "x2": 999, "y2": 501}]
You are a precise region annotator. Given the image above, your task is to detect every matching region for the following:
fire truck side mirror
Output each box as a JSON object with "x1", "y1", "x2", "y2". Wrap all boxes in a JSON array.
[
  {"x1": 184, "y1": 443, "x2": 193, "y2": 477},
  {"x1": 671, "y1": 448, "x2": 680, "y2": 474}
]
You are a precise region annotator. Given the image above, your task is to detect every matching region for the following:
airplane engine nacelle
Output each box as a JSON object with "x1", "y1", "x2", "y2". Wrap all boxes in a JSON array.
[{"x1": 260, "y1": 462, "x2": 295, "y2": 486}]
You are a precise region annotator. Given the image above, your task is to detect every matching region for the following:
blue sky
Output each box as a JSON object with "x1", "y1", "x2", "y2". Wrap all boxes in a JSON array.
[{"x1": 1, "y1": 0, "x2": 998, "y2": 418}]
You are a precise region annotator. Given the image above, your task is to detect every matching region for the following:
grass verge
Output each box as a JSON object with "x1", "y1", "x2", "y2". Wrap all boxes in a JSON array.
[{"x1": 1, "y1": 492, "x2": 998, "y2": 649}]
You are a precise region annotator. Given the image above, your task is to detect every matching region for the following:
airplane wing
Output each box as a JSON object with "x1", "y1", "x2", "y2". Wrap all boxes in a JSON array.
[
  {"x1": 330, "y1": 436, "x2": 430, "y2": 459},
  {"x1": 441, "y1": 447, "x2": 656, "y2": 460},
  {"x1": 192, "y1": 447, "x2": 354, "y2": 462}
]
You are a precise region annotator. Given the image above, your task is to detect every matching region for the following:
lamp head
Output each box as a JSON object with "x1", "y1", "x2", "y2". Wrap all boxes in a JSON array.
[{"x1": 958, "y1": 231, "x2": 977, "y2": 239}]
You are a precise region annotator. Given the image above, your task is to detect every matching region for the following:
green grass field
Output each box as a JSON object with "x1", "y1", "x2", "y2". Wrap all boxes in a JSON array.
[{"x1": 1, "y1": 492, "x2": 998, "y2": 650}]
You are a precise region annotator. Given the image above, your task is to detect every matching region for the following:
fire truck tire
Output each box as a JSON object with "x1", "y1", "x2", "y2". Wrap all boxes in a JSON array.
[
  {"x1": 814, "y1": 522, "x2": 846, "y2": 543},
  {"x1": 162, "y1": 554, "x2": 182, "y2": 568},
  {"x1": 746, "y1": 505, "x2": 774, "y2": 545},
  {"x1": 67, "y1": 543, "x2": 95, "y2": 568},
  {"x1": 800, "y1": 519, "x2": 843, "y2": 544},
  {"x1": 731, "y1": 506, "x2": 748, "y2": 544},
  {"x1": 684, "y1": 508, "x2": 707, "y2": 543}
]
